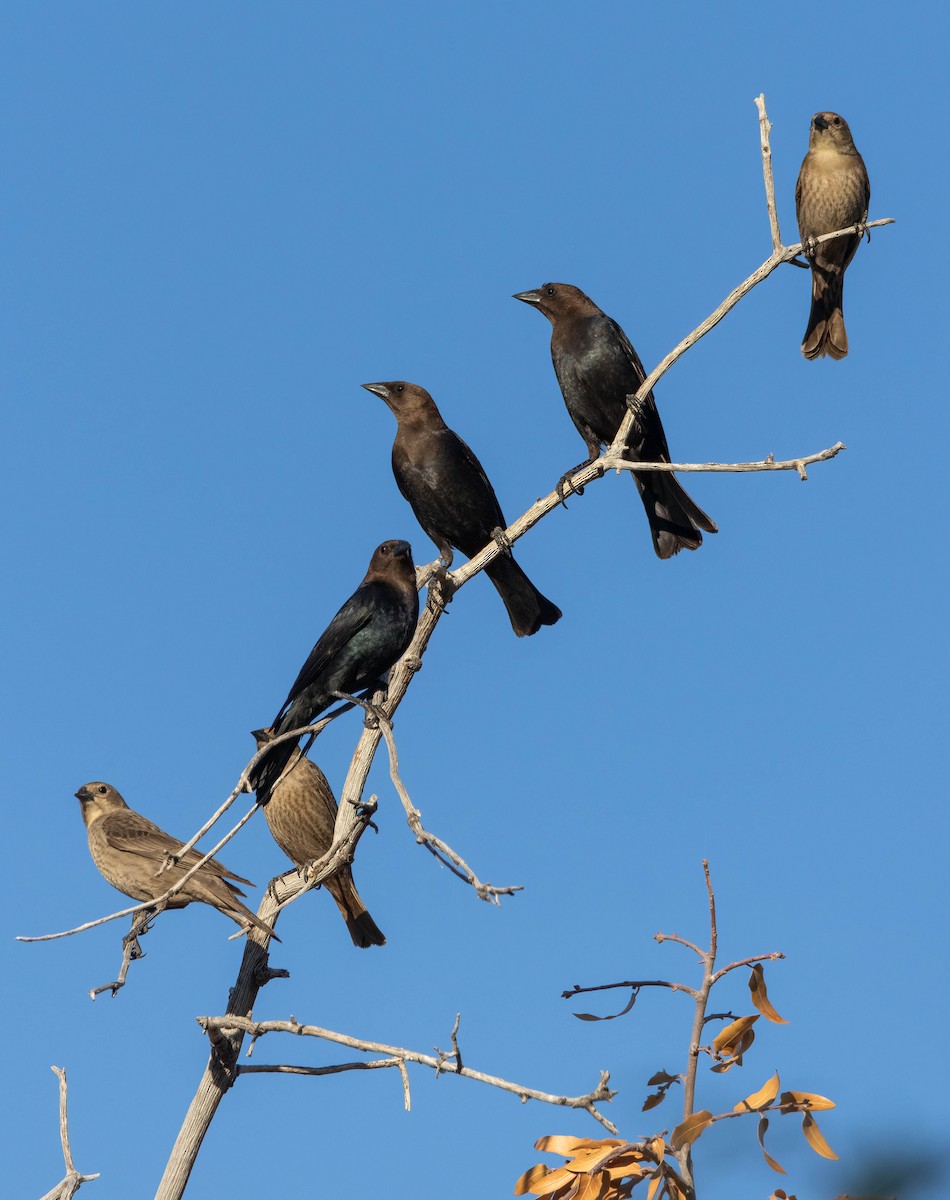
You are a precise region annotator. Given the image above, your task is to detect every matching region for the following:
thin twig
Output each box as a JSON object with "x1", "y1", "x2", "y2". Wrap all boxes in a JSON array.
[
  {"x1": 199, "y1": 1015, "x2": 619, "y2": 1134},
  {"x1": 562, "y1": 979, "x2": 699, "y2": 1001},
  {"x1": 673, "y1": 862, "x2": 717, "y2": 1197},
  {"x1": 237, "y1": 1058, "x2": 401, "y2": 1077},
  {"x1": 38, "y1": 1067, "x2": 99, "y2": 1200},
  {"x1": 372, "y1": 706, "x2": 522, "y2": 903},
  {"x1": 654, "y1": 932, "x2": 705, "y2": 960},
  {"x1": 710, "y1": 951, "x2": 785, "y2": 986},
  {"x1": 88, "y1": 908, "x2": 157, "y2": 1000},
  {"x1": 755, "y1": 93, "x2": 782, "y2": 251},
  {"x1": 607, "y1": 442, "x2": 845, "y2": 481}
]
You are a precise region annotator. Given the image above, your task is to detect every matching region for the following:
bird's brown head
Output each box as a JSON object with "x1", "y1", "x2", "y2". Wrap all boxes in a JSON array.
[
  {"x1": 75, "y1": 781, "x2": 128, "y2": 826},
  {"x1": 251, "y1": 727, "x2": 275, "y2": 749},
  {"x1": 365, "y1": 538, "x2": 416, "y2": 586},
  {"x1": 513, "y1": 282, "x2": 599, "y2": 324},
  {"x1": 808, "y1": 111, "x2": 857, "y2": 152},
  {"x1": 361, "y1": 381, "x2": 437, "y2": 420}
]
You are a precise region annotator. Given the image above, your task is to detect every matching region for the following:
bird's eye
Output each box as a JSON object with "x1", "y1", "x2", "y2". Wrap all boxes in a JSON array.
[
  {"x1": 395, "y1": 385, "x2": 404, "y2": 393},
  {"x1": 832, "y1": 116, "x2": 841, "y2": 125},
  {"x1": 545, "y1": 286, "x2": 555, "y2": 296},
  {"x1": 98, "y1": 786, "x2": 107, "y2": 794}
]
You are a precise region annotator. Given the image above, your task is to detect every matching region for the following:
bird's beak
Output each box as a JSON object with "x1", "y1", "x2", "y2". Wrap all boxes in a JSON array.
[
  {"x1": 361, "y1": 382, "x2": 390, "y2": 400},
  {"x1": 75, "y1": 786, "x2": 90, "y2": 802},
  {"x1": 251, "y1": 727, "x2": 273, "y2": 746},
  {"x1": 392, "y1": 540, "x2": 412, "y2": 559},
  {"x1": 513, "y1": 290, "x2": 542, "y2": 308},
  {"x1": 813, "y1": 113, "x2": 829, "y2": 131}
]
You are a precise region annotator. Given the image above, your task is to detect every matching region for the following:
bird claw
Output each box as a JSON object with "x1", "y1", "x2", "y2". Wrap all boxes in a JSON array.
[
  {"x1": 556, "y1": 473, "x2": 583, "y2": 506},
  {"x1": 490, "y1": 526, "x2": 513, "y2": 557},
  {"x1": 424, "y1": 563, "x2": 455, "y2": 617}
]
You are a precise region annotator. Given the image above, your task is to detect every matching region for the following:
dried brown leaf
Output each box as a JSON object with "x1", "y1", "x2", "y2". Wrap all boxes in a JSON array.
[
  {"x1": 645, "y1": 1172, "x2": 663, "y2": 1200},
  {"x1": 779, "y1": 1090, "x2": 836, "y2": 1112},
  {"x1": 669, "y1": 1110, "x2": 713, "y2": 1151},
  {"x1": 527, "y1": 1166, "x2": 575, "y2": 1195},
  {"x1": 801, "y1": 1113, "x2": 838, "y2": 1160},
  {"x1": 734, "y1": 1071, "x2": 780, "y2": 1112},
  {"x1": 642, "y1": 1091, "x2": 667, "y2": 1112},
  {"x1": 646, "y1": 1070, "x2": 678, "y2": 1087},
  {"x1": 749, "y1": 964, "x2": 789, "y2": 1024},
  {"x1": 648, "y1": 1136, "x2": 665, "y2": 1164},
  {"x1": 516, "y1": 1165, "x2": 553, "y2": 1196},
  {"x1": 567, "y1": 1147, "x2": 627, "y2": 1175},
  {"x1": 713, "y1": 1014, "x2": 759, "y2": 1056},
  {"x1": 573, "y1": 992, "x2": 638, "y2": 1022},
  {"x1": 573, "y1": 1172, "x2": 610, "y2": 1200},
  {"x1": 535, "y1": 1136, "x2": 599, "y2": 1156},
  {"x1": 757, "y1": 1116, "x2": 786, "y2": 1175},
  {"x1": 605, "y1": 1158, "x2": 644, "y2": 1181}
]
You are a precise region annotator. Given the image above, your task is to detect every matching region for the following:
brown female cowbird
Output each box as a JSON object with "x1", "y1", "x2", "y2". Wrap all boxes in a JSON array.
[
  {"x1": 253, "y1": 730, "x2": 385, "y2": 948},
  {"x1": 514, "y1": 283, "x2": 716, "y2": 558},
  {"x1": 251, "y1": 539, "x2": 419, "y2": 805},
  {"x1": 796, "y1": 111, "x2": 870, "y2": 360},
  {"x1": 75, "y1": 782, "x2": 278, "y2": 939},
  {"x1": 363, "y1": 381, "x2": 561, "y2": 637}
]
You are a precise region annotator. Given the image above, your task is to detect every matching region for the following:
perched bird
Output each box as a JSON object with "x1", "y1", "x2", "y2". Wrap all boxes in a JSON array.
[
  {"x1": 363, "y1": 381, "x2": 561, "y2": 637},
  {"x1": 75, "y1": 782, "x2": 277, "y2": 939},
  {"x1": 251, "y1": 539, "x2": 419, "y2": 805},
  {"x1": 514, "y1": 283, "x2": 716, "y2": 558},
  {"x1": 253, "y1": 729, "x2": 385, "y2": 948},
  {"x1": 796, "y1": 111, "x2": 870, "y2": 360}
]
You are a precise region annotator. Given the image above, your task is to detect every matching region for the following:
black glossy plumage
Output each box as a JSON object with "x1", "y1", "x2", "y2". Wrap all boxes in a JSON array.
[
  {"x1": 363, "y1": 381, "x2": 561, "y2": 637},
  {"x1": 514, "y1": 283, "x2": 716, "y2": 558},
  {"x1": 252, "y1": 540, "x2": 418, "y2": 804}
]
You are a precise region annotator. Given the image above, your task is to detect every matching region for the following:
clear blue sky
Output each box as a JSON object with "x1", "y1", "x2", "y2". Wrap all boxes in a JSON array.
[{"x1": 3, "y1": 5, "x2": 946, "y2": 1198}]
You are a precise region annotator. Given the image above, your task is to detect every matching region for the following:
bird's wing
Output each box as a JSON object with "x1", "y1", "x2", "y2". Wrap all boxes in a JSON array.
[
  {"x1": 276, "y1": 585, "x2": 378, "y2": 716},
  {"x1": 453, "y1": 433, "x2": 507, "y2": 528},
  {"x1": 607, "y1": 316, "x2": 648, "y2": 388},
  {"x1": 100, "y1": 812, "x2": 252, "y2": 886}
]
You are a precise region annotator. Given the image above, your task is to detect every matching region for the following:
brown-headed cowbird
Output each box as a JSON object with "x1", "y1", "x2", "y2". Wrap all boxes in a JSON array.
[
  {"x1": 362, "y1": 381, "x2": 561, "y2": 638},
  {"x1": 514, "y1": 283, "x2": 716, "y2": 558},
  {"x1": 796, "y1": 111, "x2": 870, "y2": 360},
  {"x1": 253, "y1": 729, "x2": 385, "y2": 948},
  {"x1": 252, "y1": 539, "x2": 419, "y2": 805},
  {"x1": 75, "y1": 782, "x2": 278, "y2": 939}
]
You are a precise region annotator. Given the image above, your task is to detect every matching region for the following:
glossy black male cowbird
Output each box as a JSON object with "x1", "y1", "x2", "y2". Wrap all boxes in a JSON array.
[
  {"x1": 76, "y1": 782, "x2": 278, "y2": 939},
  {"x1": 253, "y1": 730, "x2": 385, "y2": 947},
  {"x1": 251, "y1": 540, "x2": 419, "y2": 806},
  {"x1": 796, "y1": 111, "x2": 870, "y2": 360},
  {"x1": 363, "y1": 381, "x2": 561, "y2": 637},
  {"x1": 514, "y1": 283, "x2": 716, "y2": 558}
]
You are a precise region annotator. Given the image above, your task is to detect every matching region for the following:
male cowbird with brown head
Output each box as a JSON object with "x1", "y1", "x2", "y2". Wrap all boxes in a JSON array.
[
  {"x1": 251, "y1": 540, "x2": 418, "y2": 805},
  {"x1": 514, "y1": 283, "x2": 716, "y2": 558},
  {"x1": 796, "y1": 111, "x2": 870, "y2": 360},
  {"x1": 75, "y1": 782, "x2": 278, "y2": 939},
  {"x1": 363, "y1": 381, "x2": 561, "y2": 638},
  {"x1": 253, "y1": 729, "x2": 385, "y2": 948}
]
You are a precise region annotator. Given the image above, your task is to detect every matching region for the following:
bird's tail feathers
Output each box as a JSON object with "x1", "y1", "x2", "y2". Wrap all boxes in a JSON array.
[
  {"x1": 802, "y1": 273, "x2": 848, "y2": 360},
  {"x1": 635, "y1": 471, "x2": 717, "y2": 559},
  {"x1": 485, "y1": 555, "x2": 562, "y2": 637},
  {"x1": 327, "y1": 874, "x2": 386, "y2": 948}
]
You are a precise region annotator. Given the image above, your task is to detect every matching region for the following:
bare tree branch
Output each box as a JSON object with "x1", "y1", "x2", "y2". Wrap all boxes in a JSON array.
[
  {"x1": 198, "y1": 1014, "x2": 619, "y2": 1133},
  {"x1": 38, "y1": 1067, "x2": 99, "y2": 1200},
  {"x1": 562, "y1": 979, "x2": 699, "y2": 1002}
]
